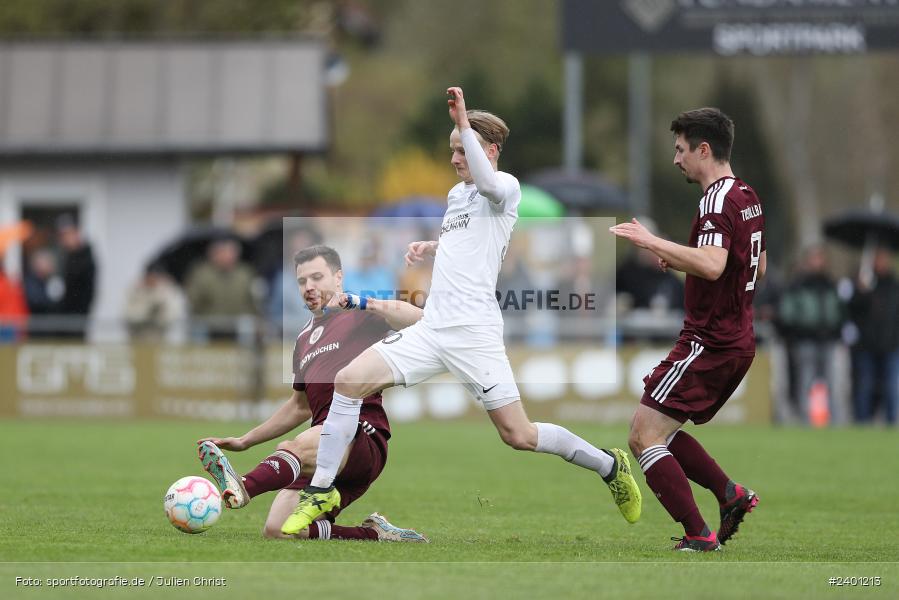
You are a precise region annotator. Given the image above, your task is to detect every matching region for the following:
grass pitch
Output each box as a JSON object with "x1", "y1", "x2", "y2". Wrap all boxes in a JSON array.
[{"x1": 2, "y1": 419, "x2": 898, "y2": 599}]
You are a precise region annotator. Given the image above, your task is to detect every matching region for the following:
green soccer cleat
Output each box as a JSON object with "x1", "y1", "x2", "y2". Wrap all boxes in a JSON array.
[
  {"x1": 281, "y1": 486, "x2": 341, "y2": 536},
  {"x1": 361, "y1": 512, "x2": 430, "y2": 543},
  {"x1": 603, "y1": 448, "x2": 642, "y2": 524},
  {"x1": 198, "y1": 441, "x2": 249, "y2": 509}
]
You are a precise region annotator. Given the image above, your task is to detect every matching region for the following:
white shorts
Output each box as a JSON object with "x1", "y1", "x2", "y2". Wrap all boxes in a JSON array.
[{"x1": 373, "y1": 321, "x2": 520, "y2": 411}]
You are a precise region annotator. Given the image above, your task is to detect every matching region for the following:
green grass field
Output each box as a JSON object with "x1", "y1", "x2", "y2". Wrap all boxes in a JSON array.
[{"x1": 2, "y1": 419, "x2": 898, "y2": 599}]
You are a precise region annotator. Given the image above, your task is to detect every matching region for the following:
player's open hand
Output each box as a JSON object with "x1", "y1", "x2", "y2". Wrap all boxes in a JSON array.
[
  {"x1": 196, "y1": 436, "x2": 248, "y2": 451},
  {"x1": 609, "y1": 218, "x2": 656, "y2": 250},
  {"x1": 447, "y1": 87, "x2": 469, "y2": 128},
  {"x1": 405, "y1": 240, "x2": 437, "y2": 266}
]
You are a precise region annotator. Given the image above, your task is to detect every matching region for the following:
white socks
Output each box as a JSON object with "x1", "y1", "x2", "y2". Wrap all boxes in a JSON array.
[
  {"x1": 534, "y1": 422, "x2": 614, "y2": 478},
  {"x1": 309, "y1": 392, "x2": 362, "y2": 488}
]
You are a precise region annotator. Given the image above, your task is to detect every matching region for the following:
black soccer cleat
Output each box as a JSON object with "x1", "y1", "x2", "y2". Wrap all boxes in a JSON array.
[
  {"x1": 718, "y1": 482, "x2": 759, "y2": 545},
  {"x1": 671, "y1": 529, "x2": 721, "y2": 552}
]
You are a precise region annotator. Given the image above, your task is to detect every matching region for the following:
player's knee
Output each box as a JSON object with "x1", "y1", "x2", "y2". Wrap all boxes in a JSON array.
[
  {"x1": 291, "y1": 439, "x2": 317, "y2": 467},
  {"x1": 334, "y1": 366, "x2": 364, "y2": 397},
  {"x1": 499, "y1": 428, "x2": 534, "y2": 451},
  {"x1": 262, "y1": 524, "x2": 282, "y2": 539},
  {"x1": 628, "y1": 430, "x2": 647, "y2": 457},
  {"x1": 276, "y1": 439, "x2": 302, "y2": 455}
]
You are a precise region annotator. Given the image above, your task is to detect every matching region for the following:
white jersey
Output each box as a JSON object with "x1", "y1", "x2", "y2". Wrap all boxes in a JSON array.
[{"x1": 423, "y1": 128, "x2": 520, "y2": 328}]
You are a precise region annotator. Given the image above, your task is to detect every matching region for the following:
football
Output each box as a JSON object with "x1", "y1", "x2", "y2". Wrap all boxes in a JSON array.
[{"x1": 163, "y1": 476, "x2": 222, "y2": 534}]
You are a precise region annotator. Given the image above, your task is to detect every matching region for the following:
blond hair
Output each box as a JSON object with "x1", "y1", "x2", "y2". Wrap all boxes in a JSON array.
[{"x1": 467, "y1": 110, "x2": 509, "y2": 152}]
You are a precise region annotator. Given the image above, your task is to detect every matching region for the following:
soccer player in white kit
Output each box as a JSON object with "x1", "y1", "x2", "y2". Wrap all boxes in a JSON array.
[{"x1": 281, "y1": 87, "x2": 641, "y2": 536}]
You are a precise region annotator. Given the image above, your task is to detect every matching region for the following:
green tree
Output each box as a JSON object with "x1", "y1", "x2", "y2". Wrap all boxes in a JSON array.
[
  {"x1": 710, "y1": 69, "x2": 791, "y2": 261},
  {"x1": 501, "y1": 77, "x2": 562, "y2": 177},
  {"x1": 403, "y1": 66, "x2": 499, "y2": 155}
]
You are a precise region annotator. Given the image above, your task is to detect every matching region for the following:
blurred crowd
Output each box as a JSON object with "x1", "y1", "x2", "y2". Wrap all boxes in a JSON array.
[
  {"x1": 760, "y1": 245, "x2": 899, "y2": 427},
  {"x1": 2, "y1": 216, "x2": 896, "y2": 427}
]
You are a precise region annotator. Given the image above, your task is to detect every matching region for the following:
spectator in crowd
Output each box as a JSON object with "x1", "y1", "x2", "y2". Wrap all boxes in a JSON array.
[
  {"x1": 0, "y1": 221, "x2": 33, "y2": 342},
  {"x1": 496, "y1": 242, "x2": 535, "y2": 343},
  {"x1": 24, "y1": 248, "x2": 65, "y2": 315},
  {"x1": 124, "y1": 262, "x2": 188, "y2": 343},
  {"x1": 185, "y1": 236, "x2": 259, "y2": 340},
  {"x1": 0, "y1": 263, "x2": 28, "y2": 343},
  {"x1": 848, "y1": 247, "x2": 899, "y2": 424},
  {"x1": 342, "y1": 239, "x2": 396, "y2": 299},
  {"x1": 616, "y1": 246, "x2": 685, "y2": 314},
  {"x1": 775, "y1": 246, "x2": 846, "y2": 424},
  {"x1": 267, "y1": 227, "x2": 319, "y2": 337},
  {"x1": 557, "y1": 254, "x2": 603, "y2": 342},
  {"x1": 615, "y1": 220, "x2": 685, "y2": 344},
  {"x1": 23, "y1": 248, "x2": 66, "y2": 338},
  {"x1": 57, "y1": 215, "x2": 96, "y2": 339}
]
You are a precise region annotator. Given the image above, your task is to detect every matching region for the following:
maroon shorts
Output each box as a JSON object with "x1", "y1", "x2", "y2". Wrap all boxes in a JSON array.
[
  {"x1": 287, "y1": 424, "x2": 388, "y2": 522},
  {"x1": 640, "y1": 339, "x2": 754, "y2": 425}
]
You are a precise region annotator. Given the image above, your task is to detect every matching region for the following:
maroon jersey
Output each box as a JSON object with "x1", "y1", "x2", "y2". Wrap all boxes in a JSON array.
[
  {"x1": 292, "y1": 310, "x2": 392, "y2": 438},
  {"x1": 681, "y1": 176, "x2": 765, "y2": 356}
]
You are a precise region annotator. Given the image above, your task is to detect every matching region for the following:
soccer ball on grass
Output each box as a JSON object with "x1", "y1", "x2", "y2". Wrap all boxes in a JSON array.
[{"x1": 163, "y1": 475, "x2": 221, "y2": 533}]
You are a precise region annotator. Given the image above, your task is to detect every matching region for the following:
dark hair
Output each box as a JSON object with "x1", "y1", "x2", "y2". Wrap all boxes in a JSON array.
[
  {"x1": 293, "y1": 244, "x2": 342, "y2": 272},
  {"x1": 670, "y1": 108, "x2": 734, "y2": 162}
]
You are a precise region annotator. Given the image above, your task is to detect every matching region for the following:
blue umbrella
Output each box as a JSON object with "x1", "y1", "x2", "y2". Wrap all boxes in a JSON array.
[{"x1": 371, "y1": 197, "x2": 446, "y2": 219}]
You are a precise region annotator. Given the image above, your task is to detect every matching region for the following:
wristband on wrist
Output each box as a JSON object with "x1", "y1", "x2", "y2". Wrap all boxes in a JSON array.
[{"x1": 345, "y1": 293, "x2": 367, "y2": 310}]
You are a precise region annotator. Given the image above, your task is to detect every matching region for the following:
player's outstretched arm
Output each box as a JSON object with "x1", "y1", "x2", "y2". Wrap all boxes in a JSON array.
[
  {"x1": 648, "y1": 238, "x2": 727, "y2": 281},
  {"x1": 197, "y1": 390, "x2": 311, "y2": 451},
  {"x1": 365, "y1": 297, "x2": 424, "y2": 330},
  {"x1": 338, "y1": 292, "x2": 423, "y2": 330},
  {"x1": 610, "y1": 218, "x2": 727, "y2": 281},
  {"x1": 447, "y1": 86, "x2": 511, "y2": 205}
]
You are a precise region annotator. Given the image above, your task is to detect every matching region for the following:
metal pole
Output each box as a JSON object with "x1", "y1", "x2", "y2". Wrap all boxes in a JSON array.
[
  {"x1": 563, "y1": 51, "x2": 583, "y2": 173},
  {"x1": 628, "y1": 53, "x2": 652, "y2": 217}
]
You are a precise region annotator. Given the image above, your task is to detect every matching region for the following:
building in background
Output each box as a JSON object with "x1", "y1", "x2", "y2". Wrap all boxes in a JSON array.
[{"x1": 0, "y1": 39, "x2": 328, "y2": 341}]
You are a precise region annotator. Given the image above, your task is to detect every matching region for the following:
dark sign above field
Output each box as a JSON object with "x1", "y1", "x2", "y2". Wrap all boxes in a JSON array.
[{"x1": 563, "y1": 0, "x2": 899, "y2": 56}]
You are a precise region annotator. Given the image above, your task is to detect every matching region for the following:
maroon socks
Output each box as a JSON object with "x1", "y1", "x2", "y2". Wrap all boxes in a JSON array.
[
  {"x1": 242, "y1": 449, "x2": 302, "y2": 498},
  {"x1": 308, "y1": 521, "x2": 378, "y2": 541},
  {"x1": 667, "y1": 430, "x2": 730, "y2": 504},
  {"x1": 638, "y1": 445, "x2": 707, "y2": 537}
]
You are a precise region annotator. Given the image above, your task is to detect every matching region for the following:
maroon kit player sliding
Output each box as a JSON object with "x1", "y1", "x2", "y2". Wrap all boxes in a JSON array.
[
  {"x1": 196, "y1": 245, "x2": 428, "y2": 542},
  {"x1": 611, "y1": 108, "x2": 766, "y2": 551}
]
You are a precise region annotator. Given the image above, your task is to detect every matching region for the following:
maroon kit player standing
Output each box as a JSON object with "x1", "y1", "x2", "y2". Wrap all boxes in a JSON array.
[
  {"x1": 196, "y1": 245, "x2": 428, "y2": 542},
  {"x1": 611, "y1": 107, "x2": 766, "y2": 551}
]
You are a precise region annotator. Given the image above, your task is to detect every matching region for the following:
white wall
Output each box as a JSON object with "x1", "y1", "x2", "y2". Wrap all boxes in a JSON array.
[{"x1": 0, "y1": 160, "x2": 187, "y2": 341}]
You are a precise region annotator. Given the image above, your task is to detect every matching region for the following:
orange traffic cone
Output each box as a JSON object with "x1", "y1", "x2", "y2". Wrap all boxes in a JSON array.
[{"x1": 808, "y1": 380, "x2": 830, "y2": 428}]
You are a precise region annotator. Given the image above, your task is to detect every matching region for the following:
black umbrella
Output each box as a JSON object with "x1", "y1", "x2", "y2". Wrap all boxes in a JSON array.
[
  {"x1": 251, "y1": 218, "x2": 323, "y2": 279},
  {"x1": 823, "y1": 209, "x2": 899, "y2": 251},
  {"x1": 525, "y1": 168, "x2": 629, "y2": 213},
  {"x1": 150, "y1": 226, "x2": 252, "y2": 283}
]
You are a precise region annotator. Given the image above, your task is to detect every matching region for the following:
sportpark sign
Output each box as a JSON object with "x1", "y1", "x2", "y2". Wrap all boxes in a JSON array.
[{"x1": 563, "y1": 0, "x2": 899, "y2": 56}]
